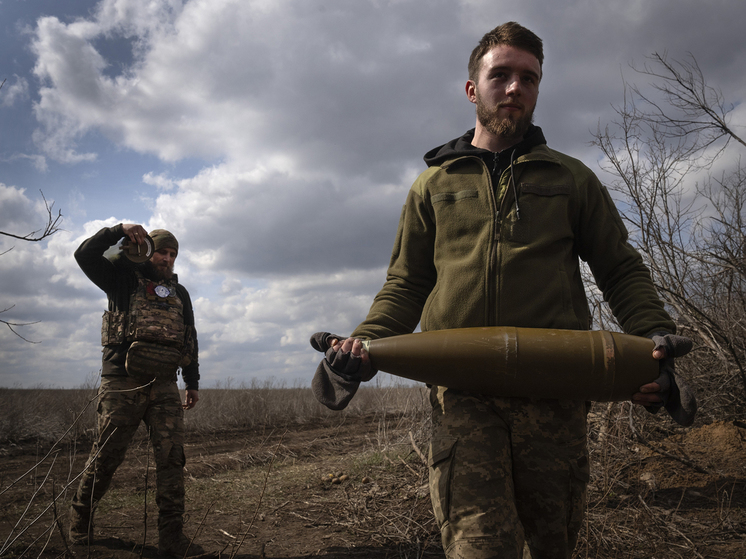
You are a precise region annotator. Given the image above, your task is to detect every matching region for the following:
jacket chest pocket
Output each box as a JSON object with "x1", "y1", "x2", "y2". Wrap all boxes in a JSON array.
[
  {"x1": 431, "y1": 188, "x2": 494, "y2": 229},
  {"x1": 431, "y1": 189, "x2": 492, "y2": 251},
  {"x1": 507, "y1": 183, "x2": 572, "y2": 244}
]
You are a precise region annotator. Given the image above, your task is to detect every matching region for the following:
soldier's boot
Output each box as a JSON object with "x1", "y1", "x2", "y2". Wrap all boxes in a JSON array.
[
  {"x1": 68, "y1": 504, "x2": 94, "y2": 545},
  {"x1": 158, "y1": 525, "x2": 205, "y2": 558}
]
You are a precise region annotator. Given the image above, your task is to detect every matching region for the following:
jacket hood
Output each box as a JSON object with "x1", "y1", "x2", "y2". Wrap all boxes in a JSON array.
[{"x1": 423, "y1": 125, "x2": 547, "y2": 167}]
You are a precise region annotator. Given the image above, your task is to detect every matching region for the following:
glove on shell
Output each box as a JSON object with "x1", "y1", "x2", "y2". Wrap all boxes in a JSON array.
[
  {"x1": 310, "y1": 332, "x2": 377, "y2": 411},
  {"x1": 646, "y1": 332, "x2": 697, "y2": 427}
]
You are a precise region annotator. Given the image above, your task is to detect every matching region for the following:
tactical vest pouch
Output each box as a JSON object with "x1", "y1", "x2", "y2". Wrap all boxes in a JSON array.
[
  {"x1": 125, "y1": 341, "x2": 181, "y2": 382},
  {"x1": 126, "y1": 275, "x2": 185, "y2": 347},
  {"x1": 179, "y1": 325, "x2": 197, "y2": 367},
  {"x1": 101, "y1": 311, "x2": 127, "y2": 346}
]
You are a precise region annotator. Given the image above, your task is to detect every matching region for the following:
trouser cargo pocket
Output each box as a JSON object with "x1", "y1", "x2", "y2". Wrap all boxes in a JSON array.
[{"x1": 428, "y1": 436, "x2": 458, "y2": 527}]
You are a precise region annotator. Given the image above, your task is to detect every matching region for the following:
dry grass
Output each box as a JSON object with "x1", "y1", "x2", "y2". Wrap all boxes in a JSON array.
[
  {"x1": 0, "y1": 377, "x2": 430, "y2": 445},
  {"x1": 0, "y1": 379, "x2": 435, "y2": 558},
  {"x1": 184, "y1": 377, "x2": 431, "y2": 435},
  {"x1": 0, "y1": 378, "x2": 743, "y2": 559},
  {"x1": 0, "y1": 387, "x2": 98, "y2": 446}
]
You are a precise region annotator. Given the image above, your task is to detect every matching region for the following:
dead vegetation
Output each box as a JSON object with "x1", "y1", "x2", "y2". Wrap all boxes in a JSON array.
[
  {"x1": 2, "y1": 48, "x2": 745, "y2": 559},
  {"x1": 0, "y1": 380, "x2": 744, "y2": 558}
]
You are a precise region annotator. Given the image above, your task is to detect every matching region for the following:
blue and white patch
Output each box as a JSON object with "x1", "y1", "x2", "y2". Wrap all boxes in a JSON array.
[{"x1": 154, "y1": 285, "x2": 171, "y2": 298}]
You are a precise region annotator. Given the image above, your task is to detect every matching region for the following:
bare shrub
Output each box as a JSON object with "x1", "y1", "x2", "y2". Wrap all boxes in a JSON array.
[{"x1": 591, "y1": 52, "x2": 746, "y2": 422}]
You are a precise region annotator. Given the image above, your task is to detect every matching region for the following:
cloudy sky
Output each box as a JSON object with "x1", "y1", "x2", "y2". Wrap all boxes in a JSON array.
[{"x1": 1, "y1": 0, "x2": 745, "y2": 389}]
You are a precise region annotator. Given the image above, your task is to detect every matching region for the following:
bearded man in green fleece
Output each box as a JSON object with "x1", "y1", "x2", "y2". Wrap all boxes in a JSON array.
[
  {"x1": 311, "y1": 22, "x2": 694, "y2": 559},
  {"x1": 70, "y1": 223, "x2": 205, "y2": 558}
]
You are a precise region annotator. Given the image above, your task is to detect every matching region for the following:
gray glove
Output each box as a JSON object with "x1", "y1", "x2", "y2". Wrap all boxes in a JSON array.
[
  {"x1": 310, "y1": 332, "x2": 377, "y2": 411},
  {"x1": 646, "y1": 332, "x2": 697, "y2": 426}
]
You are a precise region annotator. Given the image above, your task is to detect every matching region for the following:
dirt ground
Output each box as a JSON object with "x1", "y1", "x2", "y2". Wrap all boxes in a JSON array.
[{"x1": 1, "y1": 414, "x2": 744, "y2": 558}]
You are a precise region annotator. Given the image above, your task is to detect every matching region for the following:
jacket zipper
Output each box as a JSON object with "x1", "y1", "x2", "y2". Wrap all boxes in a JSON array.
[
  {"x1": 485, "y1": 154, "x2": 523, "y2": 326},
  {"x1": 447, "y1": 153, "x2": 544, "y2": 326},
  {"x1": 484, "y1": 156, "x2": 500, "y2": 326}
]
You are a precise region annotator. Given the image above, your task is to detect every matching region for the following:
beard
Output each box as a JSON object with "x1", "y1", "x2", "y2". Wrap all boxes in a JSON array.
[
  {"x1": 145, "y1": 260, "x2": 174, "y2": 281},
  {"x1": 476, "y1": 95, "x2": 534, "y2": 142}
]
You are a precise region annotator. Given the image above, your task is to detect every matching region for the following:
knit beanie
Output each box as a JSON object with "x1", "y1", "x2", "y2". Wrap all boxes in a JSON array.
[{"x1": 149, "y1": 229, "x2": 179, "y2": 255}]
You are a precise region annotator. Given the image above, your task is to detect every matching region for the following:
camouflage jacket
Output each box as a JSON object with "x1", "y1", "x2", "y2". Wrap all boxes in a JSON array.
[{"x1": 75, "y1": 224, "x2": 200, "y2": 390}]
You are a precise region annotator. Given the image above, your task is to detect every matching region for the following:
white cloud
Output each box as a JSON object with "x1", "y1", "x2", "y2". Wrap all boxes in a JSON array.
[
  {"x1": 139, "y1": 159, "x2": 410, "y2": 276},
  {"x1": 5, "y1": 0, "x2": 746, "y2": 388},
  {"x1": 93, "y1": 0, "x2": 185, "y2": 38},
  {"x1": 2, "y1": 153, "x2": 49, "y2": 173},
  {"x1": 0, "y1": 76, "x2": 30, "y2": 107},
  {"x1": 188, "y1": 266, "x2": 386, "y2": 384},
  {"x1": 143, "y1": 171, "x2": 176, "y2": 190},
  {"x1": 29, "y1": 0, "x2": 473, "y2": 173}
]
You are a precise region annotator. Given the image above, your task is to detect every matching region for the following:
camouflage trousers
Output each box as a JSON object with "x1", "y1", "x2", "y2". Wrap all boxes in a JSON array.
[
  {"x1": 428, "y1": 386, "x2": 590, "y2": 559},
  {"x1": 72, "y1": 375, "x2": 186, "y2": 531}
]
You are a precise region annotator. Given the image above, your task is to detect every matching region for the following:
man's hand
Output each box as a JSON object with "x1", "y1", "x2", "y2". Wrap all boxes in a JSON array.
[
  {"x1": 310, "y1": 332, "x2": 377, "y2": 411},
  {"x1": 183, "y1": 389, "x2": 199, "y2": 410},
  {"x1": 328, "y1": 337, "x2": 373, "y2": 378},
  {"x1": 309, "y1": 333, "x2": 375, "y2": 382},
  {"x1": 631, "y1": 333, "x2": 696, "y2": 427},
  {"x1": 329, "y1": 337, "x2": 371, "y2": 364},
  {"x1": 631, "y1": 341, "x2": 669, "y2": 407},
  {"x1": 122, "y1": 223, "x2": 148, "y2": 246},
  {"x1": 632, "y1": 383, "x2": 663, "y2": 407}
]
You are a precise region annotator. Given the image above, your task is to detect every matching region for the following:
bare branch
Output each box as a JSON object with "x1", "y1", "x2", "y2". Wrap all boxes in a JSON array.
[
  {"x1": 1, "y1": 190, "x2": 63, "y2": 343},
  {"x1": 0, "y1": 190, "x2": 63, "y2": 242},
  {"x1": 593, "y1": 51, "x2": 746, "y2": 416},
  {"x1": 631, "y1": 52, "x2": 746, "y2": 154},
  {"x1": 0, "y1": 305, "x2": 41, "y2": 343}
]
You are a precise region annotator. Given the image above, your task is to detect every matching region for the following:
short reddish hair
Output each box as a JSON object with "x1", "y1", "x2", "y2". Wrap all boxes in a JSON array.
[{"x1": 468, "y1": 22, "x2": 544, "y2": 82}]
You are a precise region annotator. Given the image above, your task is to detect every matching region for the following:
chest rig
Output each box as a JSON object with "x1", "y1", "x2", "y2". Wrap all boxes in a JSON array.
[
  {"x1": 101, "y1": 270, "x2": 187, "y2": 382},
  {"x1": 126, "y1": 272, "x2": 185, "y2": 347}
]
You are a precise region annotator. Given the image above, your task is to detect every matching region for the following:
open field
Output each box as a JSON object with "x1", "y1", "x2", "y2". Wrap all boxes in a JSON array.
[{"x1": 1, "y1": 384, "x2": 744, "y2": 558}]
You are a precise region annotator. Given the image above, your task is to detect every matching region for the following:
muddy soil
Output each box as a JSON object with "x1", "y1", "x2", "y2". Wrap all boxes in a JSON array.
[{"x1": 1, "y1": 415, "x2": 744, "y2": 558}]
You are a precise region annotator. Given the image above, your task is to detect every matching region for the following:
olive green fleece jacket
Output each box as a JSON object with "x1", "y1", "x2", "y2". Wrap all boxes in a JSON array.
[{"x1": 352, "y1": 133, "x2": 674, "y2": 341}]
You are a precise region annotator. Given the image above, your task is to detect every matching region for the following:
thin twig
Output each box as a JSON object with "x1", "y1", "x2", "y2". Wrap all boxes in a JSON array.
[
  {"x1": 1, "y1": 451, "x2": 59, "y2": 552},
  {"x1": 229, "y1": 430, "x2": 287, "y2": 559},
  {"x1": 86, "y1": 452, "x2": 97, "y2": 558},
  {"x1": 140, "y1": 428, "x2": 151, "y2": 559},
  {"x1": 185, "y1": 502, "x2": 214, "y2": 558},
  {"x1": 1, "y1": 420, "x2": 88, "y2": 497},
  {"x1": 0, "y1": 428, "x2": 119, "y2": 555},
  {"x1": 628, "y1": 409, "x2": 710, "y2": 474},
  {"x1": 398, "y1": 456, "x2": 420, "y2": 477},
  {"x1": 37, "y1": 515, "x2": 56, "y2": 557},
  {"x1": 10, "y1": 521, "x2": 54, "y2": 559},
  {"x1": 0, "y1": 307, "x2": 41, "y2": 343},
  {"x1": 0, "y1": 190, "x2": 63, "y2": 242},
  {"x1": 409, "y1": 431, "x2": 427, "y2": 464},
  {"x1": 269, "y1": 500, "x2": 290, "y2": 514},
  {"x1": 0, "y1": 380, "x2": 154, "y2": 498},
  {"x1": 51, "y1": 479, "x2": 73, "y2": 558},
  {"x1": 638, "y1": 494, "x2": 706, "y2": 559}
]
